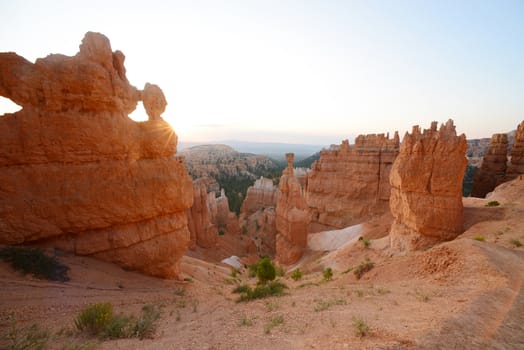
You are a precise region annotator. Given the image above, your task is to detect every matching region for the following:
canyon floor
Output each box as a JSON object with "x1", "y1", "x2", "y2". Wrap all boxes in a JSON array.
[{"x1": 1, "y1": 179, "x2": 524, "y2": 350}]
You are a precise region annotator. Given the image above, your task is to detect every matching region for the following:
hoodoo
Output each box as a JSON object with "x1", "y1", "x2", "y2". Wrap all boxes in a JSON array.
[
  {"x1": 0, "y1": 32, "x2": 193, "y2": 278},
  {"x1": 389, "y1": 120, "x2": 467, "y2": 251}
]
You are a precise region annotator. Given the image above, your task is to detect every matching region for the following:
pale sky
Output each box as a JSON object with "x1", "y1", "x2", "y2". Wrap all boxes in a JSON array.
[{"x1": 1, "y1": 0, "x2": 523, "y2": 144}]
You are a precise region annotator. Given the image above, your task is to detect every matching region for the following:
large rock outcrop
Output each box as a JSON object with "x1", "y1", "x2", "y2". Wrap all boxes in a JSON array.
[
  {"x1": 240, "y1": 177, "x2": 278, "y2": 216},
  {"x1": 0, "y1": 32, "x2": 193, "y2": 278},
  {"x1": 507, "y1": 121, "x2": 524, "y2": 178},
  {"x1": 470, "y1": 134, "x2": 509, "y2": 197},
  {"x1": 275, "y1": 154, "x2": 309, "y2": 264},
  {"x1": 389, "y1": 120, "x2": 467, "y2": 251},
  {"x1": 306, "y1": 133, "x2": 400, "y2": 232}
]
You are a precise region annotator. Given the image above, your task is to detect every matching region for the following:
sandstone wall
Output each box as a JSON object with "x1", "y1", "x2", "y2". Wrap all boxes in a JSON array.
[
  {"x1": 470, "y1": 134, "x2": 508, "y2": 197},
  {"x1": 275, "y1": 154, "x2": 309, "y2": 264},
  {"x1": 507, "y1": 121, "x2": 524, "y2": 178},
  {"x1": 240, "y1": 177, "x2": 278, "y2": 216},
  {"x1": 389, "y1": 120, "x2": 467, "y2": 251},
  {"x1": 0, "y1": 32, "x2": 193, "y2": 278},
  {"x1": 306, "y1": 133, "x2": 399, "y2": 232}
]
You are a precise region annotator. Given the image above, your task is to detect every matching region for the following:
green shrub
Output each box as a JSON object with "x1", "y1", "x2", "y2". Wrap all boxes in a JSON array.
[
  {"x1": 358, "y1": 236, "x2": 371, "y2": 248},
  {"x1": 275, "y1": 265, "x2": 285, "y2": 277},
  {"x1": 248, "y1": 262, "x2": 259, "y2": 278},
  {"x1": 104, "y1": 314, "x2": 134, "y2": 339},
  {"x1": 291, "y1": 268, "x2": 303, "y2": 281},
  {"x1": 510, "y1": 239, "x2": 522, "y2": 247},
  {"x1": 486, "y1": 200, "x2": 500, "y2": 207},
  {"x1": 235, "y1": 281, "x2": 287, "y2": 302},
  {"x1": 256, "y1": 257, "x2": 276, "y2": 284},
  {"x1": 75, "y1": 303, "x2": 113, "y2": 335},
  {"x1": 0, "y1": 246, "x2": 69, "y2": 282},
  {"x1": 264, "y1": 315, "x2": 284, "y2": 334},
  {"x1": 1, "y1": 321, "x2": 49, "y2": 350},
  {"x1": 134, "y1": 304, "x2": 161, "y2": 339},
  {"x1": 218, "y1": 229, "x2": 225, "y2": 236},
  {"x1": 353, "y1": 317, "x2": 370, "y2": 338},
  {"x1": 75, "y1": 302, "x2": 160, "y2": 340},
  {"x1": 473, "y1": 236, "x2": 485, "y2": 242},
  {"x1": 353, "y1": 259, "x2": 374, "y2": 279},
  {"x1": 323, "y1": 267, "x2": 333, "y2": 281}
]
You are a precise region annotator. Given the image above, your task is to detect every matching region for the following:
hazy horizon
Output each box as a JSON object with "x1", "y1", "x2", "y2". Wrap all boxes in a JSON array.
[{"x1": 1, "y1": 1, "x2": 523, "y2": 144}]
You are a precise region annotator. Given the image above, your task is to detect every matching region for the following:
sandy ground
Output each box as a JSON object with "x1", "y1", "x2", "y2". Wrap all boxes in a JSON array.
[{"x1": 1, "y1": 179, "x2": 524, "y2": 349}]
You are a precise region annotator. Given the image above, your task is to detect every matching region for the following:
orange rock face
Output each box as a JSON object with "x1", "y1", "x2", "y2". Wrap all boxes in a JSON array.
[
  {"x1": 275, "y1": 154, "x2": 309, "y2": 264},
  {"x1": 507, "y1": 121, "x2": 524, "y2": 178},
  {"x1": 0, "y1": 32, "x2": 193, "y2": 278},
  {"x1": 306, "y1": 133, "x2": 399, "y2": 232},
  {"x1": 470, "y1": 134, "x2": 509, "y2": 197},
  {"x1": 389, "y1": 120, "x2": 467, "y2": 251},
  {"x1": 241, "y1": 177, "x2": 278, "y2": 216}
]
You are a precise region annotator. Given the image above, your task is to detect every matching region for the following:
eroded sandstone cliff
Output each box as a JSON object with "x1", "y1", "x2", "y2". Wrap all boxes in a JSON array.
[
  {"x1": 0, "y1": 32, "x2": 193, "y2": 278},
  {"x1": 389, "y1": 120, "x2": 467, "y2": 251},
  {"x1": 470, "y1": 134, "x2": 509, "y2": 197},
  {"x1": 306, "y1": 133, "x2": 399, "y2": 232},
  {"x1": 507, "y1": 121, "x2": 524, "y2": 178},
  {"x1": 275, "y1": 154, "x2": 309, "y2": 264}
]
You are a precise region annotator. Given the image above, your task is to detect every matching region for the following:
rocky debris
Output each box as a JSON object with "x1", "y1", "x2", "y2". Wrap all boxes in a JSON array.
[
  {"x1": 275, "y1": 153, "x2": 309, "y2": 264},
  {"x1": 470, "y1": 134, "x2": 509, "y2": 197},
  {"x1": 306, "y1": 133, "x2": 399, "y2": 232},
  {"x1": 0, "y1": 32, "x2": 193, "y2": 278},
  {"x1": 240, "y1": 177, "x2": 278, "y2": 216},
  {"x1": 389, "y1": 120, "x2": 467, "y2": 251}
]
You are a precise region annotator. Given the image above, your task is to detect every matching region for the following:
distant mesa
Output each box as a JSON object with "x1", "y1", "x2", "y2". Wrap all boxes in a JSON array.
[{"x1": 0, "y1": 32, "x2": 193, "y2": 279}]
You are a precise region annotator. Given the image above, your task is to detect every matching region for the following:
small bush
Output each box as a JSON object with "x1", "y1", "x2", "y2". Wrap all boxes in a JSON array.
[
  {"x1": 473, "y1": 236, "x2": 485, "y2": 242},
  {"x1": 264, "y1": 315, "x2": 284, "y2": 334},
  {"x1": 353, "y1": 317, "x2": 370, "y2": 338},
  {"x1": 353, "y1": 259, "x2": 374, "y2": 279},
  {"x1": 256, "y1": 257, "x2": 276, "y2": 284},
  {"x1": 75, "y1": 302, "x2": 113, "y2": 335},
  {"x1": 275, "y1": 265, "x2": 285, "y2": 277},
  {"x1": 510, "y1": 239, "x2": 522, "y2": 247},
  {"x1": 104, "y1": 314, "x2": 134, "y2": 339},
  {"x1": 323, "y1": 267, "x2": 333, "y2": 281},
  {"x1": 0, "y1": 246, "x2": 69, "y2": 282},
  {"x1": 1, "y1": 321, "x2": 49, "y2": 350},
  {"x1": 239, "y1": 314, "x2": 254, "y2": 327},
  {"x1": 134, "y1": 304, "x2": 161, "y2": 339},
  {"x1": 235, "y1": 281, "x2": 287, "y2": 302},
  {"x1": 218, "y1": 229, "x2": 225, "y2": 236},
  {"x1": 485, "y1": 200, "x2": 500, "y2": 207},
  {"x1": 314, "y1": 298, "x2": 346, "y2": 312},
  {"x1": 248, "y1": 262, "x2": 259, "y2": 278},
  {"x1": 231, "y1": 268, "x2": 239, "y2": 278},
  {"x1": 74, "y1": 302, "x2": 160, "y2": 340},
  {"x1": 291, "y1": 268, "x2": 303, "y2": 281},
  {"x1": 358, "y1": 236, "x2": 371, "y2": 248}
]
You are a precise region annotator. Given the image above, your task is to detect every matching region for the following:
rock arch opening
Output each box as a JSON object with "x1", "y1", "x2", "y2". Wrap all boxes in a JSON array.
[{"x1": 0, "y1": 96, "x2": 22, "y2": 116}]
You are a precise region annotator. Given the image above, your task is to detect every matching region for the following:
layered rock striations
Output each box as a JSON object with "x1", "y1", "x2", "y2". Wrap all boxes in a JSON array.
[
  {"x1": 306, "y1": 133, "x2": 400, "y2": 232},
  {"x1": 0, "y1": 32, "x2": 193, "y2": 278},
  {"x1": 275, "y1": 154, "x2": 309, "y2": 264},
  {"x1": 470, "y1": 134, "x2": 509, "y2": 197},
  {"x1": 241, "y1": 177, "x2": 278, "y2": 216},
  {"x1": 507, "y1": 121, "x2": 524, "y2": 178},
  {"x1": 389, "y1": 120, "x2": 467, "y2": 251}
]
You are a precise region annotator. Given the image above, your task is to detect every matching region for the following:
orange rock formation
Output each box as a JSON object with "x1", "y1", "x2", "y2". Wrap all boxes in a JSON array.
[
  {"x1": 306, "y1": 133, "x2": 400, "y2": 232},
  {"x1": 389, "y1": 120, "x2": 467, "y2": 251},
  {"x1": 0, "y1": 32, "x2": 193, "y2": 278},
  {"x1": 470, "y1": 134, "x2": 508, "y2": 197},
  {"x1": 275, "y1": 153, "x2": 309, "y2": 264},
  {"x1": 241, "y1": 177, "x2": 278, "y2": 216},
  {"x1": 507, "y1": 121, "x2": 524, "y2": 178}
]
